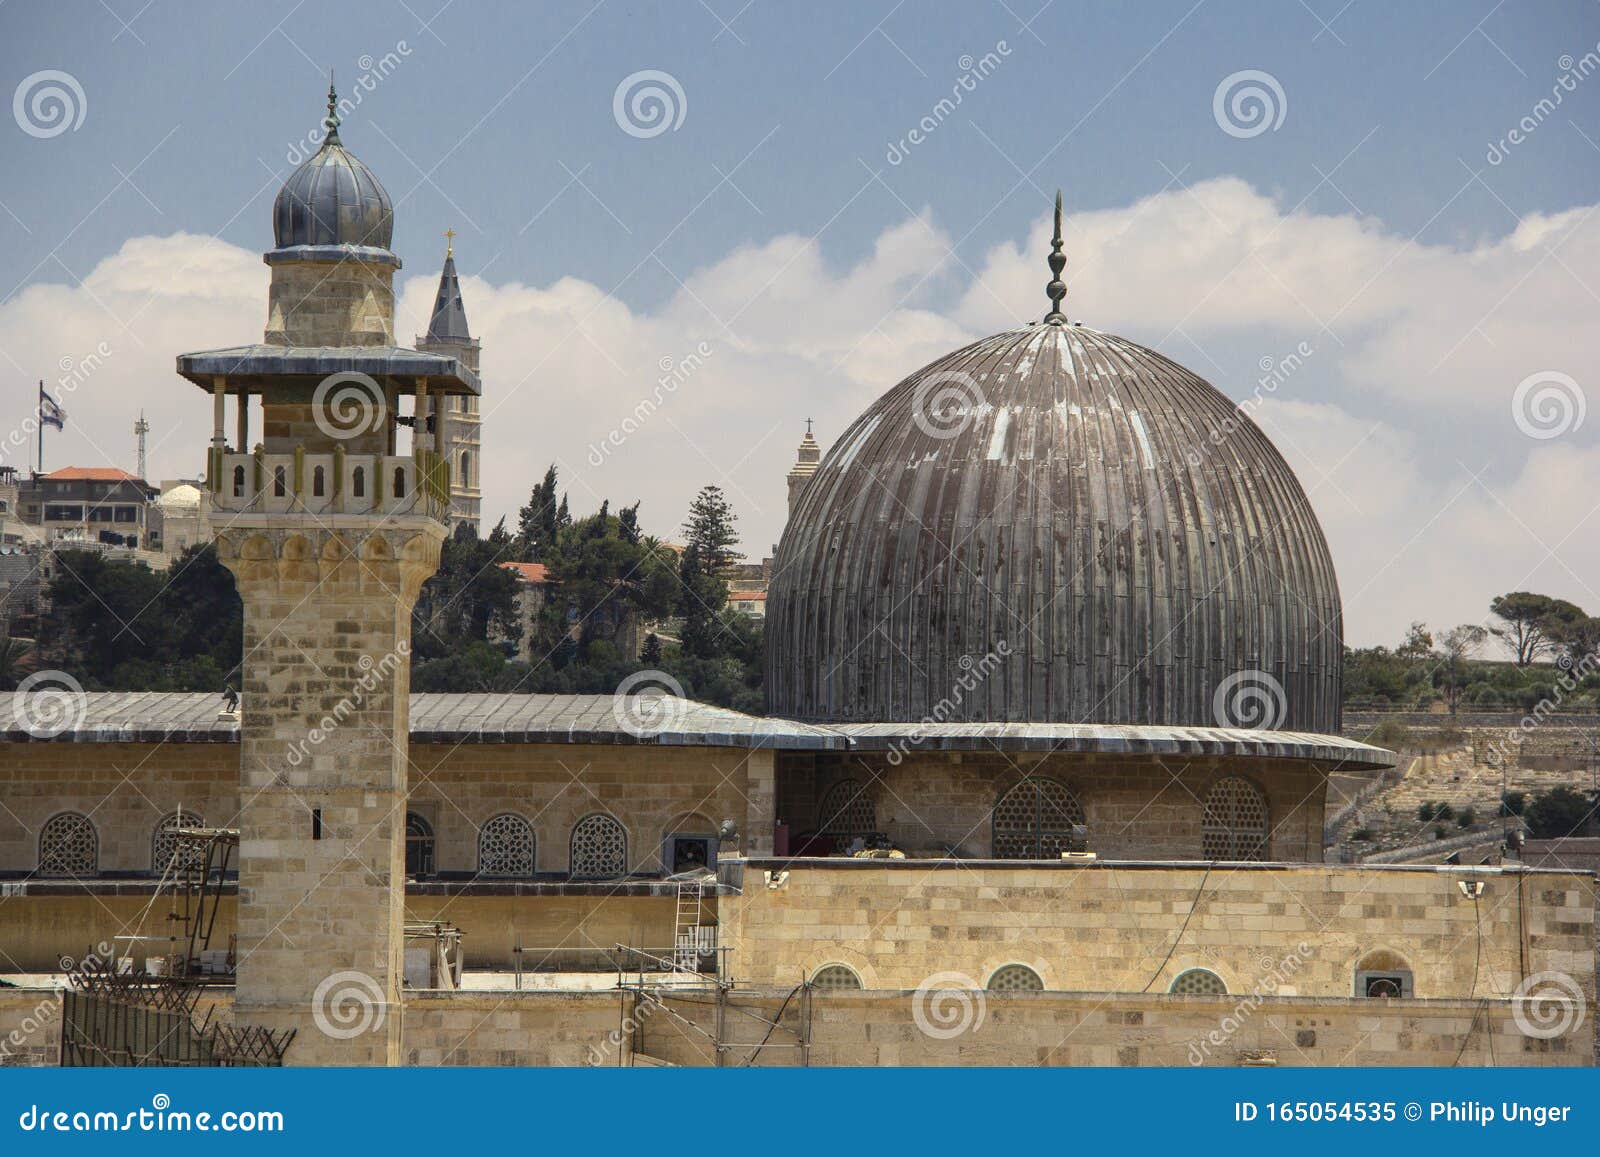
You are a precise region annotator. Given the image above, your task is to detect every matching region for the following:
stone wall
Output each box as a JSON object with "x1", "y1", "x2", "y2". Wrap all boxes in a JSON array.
[
  {"x1": 3, "y1": 984, "x2": 1587, "y2": 1068},
  {"x1": 777, "y1": 751, "x2": 1329, "y2": 861},
  {"x1": 0, "y1": 740, "x2": 768, "y2": 880},
  {"x1": 0, "y1": 890, "x2": 682, "y2": 972},
  {"x1": 718, "y1": 859, "x2": 1597, "y2": 1001}
]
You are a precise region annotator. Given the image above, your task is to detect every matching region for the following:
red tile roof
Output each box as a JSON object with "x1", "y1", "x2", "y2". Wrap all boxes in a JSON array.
[
  {"x1": 499, "y1": 561, "x2": 550, "y2": 584},
  {"x1": 44, "y1": 467, "x2": 142, "y2": 482},
  {"x1": 728, "y1": 590, "x2": 767, "y2": 601}
]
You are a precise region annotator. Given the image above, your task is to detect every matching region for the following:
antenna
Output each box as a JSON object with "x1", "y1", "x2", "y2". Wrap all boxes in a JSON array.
[{"x1": 134, "y1": 410, "x2": 150, "y2": 481}]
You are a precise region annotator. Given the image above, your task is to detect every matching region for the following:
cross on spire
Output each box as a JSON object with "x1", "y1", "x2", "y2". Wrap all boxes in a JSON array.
[
  {"x1": 444, "y1": 227, "x2": 456, "y2": 259},
  {"x1": 805, "y1": 417, "x2": 813, "y2": 436}
]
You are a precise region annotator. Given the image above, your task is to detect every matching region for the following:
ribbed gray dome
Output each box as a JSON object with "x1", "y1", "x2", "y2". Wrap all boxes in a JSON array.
[
  {"x1": 766, "y1": 322, "x2": 1343, "y2": 732},
  {"x1": 272, "y1": 133, "x2": 394, "y2": 251}
]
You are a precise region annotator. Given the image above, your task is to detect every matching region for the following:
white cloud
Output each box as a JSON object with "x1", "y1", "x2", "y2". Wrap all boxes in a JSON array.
[{"x1": 3, "y1": 178, "x2": 1595, "y2": 647}]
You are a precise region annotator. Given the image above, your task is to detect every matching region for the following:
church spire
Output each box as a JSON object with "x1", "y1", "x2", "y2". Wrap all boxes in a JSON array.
[
  {"x1": 1044, "y1": 189, "x2": 1067, "y2": 325},
  {"x1": 425, "y1": 233, "x2": 472, "y2": 343}
]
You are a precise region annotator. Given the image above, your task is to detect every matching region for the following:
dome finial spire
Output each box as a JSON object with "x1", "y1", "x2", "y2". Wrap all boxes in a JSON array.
[
  {"x1": 323, "y1": 71, "x2": 341, "y2": 145},
  {"x1": 1044, "y1": 189, "x2": 1067, "y2": 325}
]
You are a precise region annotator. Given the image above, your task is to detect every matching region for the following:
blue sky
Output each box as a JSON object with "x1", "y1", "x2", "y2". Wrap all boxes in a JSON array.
[{"x1": 2, "y1": 1, "x2": 1599, "y2": 646}]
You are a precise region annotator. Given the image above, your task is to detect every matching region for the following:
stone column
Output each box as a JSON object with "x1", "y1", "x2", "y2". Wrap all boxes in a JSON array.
[
  {"x1": 217, "y1": 522, "x2": 443, "y2": 1065},
  {"x1": 744, "y1": 749, "x2": 776, "y2": 856}
]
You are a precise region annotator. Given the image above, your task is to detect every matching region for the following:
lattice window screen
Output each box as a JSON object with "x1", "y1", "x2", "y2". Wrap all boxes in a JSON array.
[
  {"x1": 39, "y1": 813, "x2": 97, "y2": 878},
  {"x1": 570, "y1": 814, "x2": 627, "y2": 879},
  {"x1": 1201, "y1": 777, "x2": 1269, "y2": 860},
  {"x1": 992, "y1": 778, "x2": 1085, "y2": 858},
  {"x1": 478, "y1": 813, "x2": 536, "y2": 877}
]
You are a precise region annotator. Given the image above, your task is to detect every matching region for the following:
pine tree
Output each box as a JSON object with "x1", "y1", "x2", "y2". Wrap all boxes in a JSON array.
[
  {"x1": 640, "y1": 632, "x2": 663, "y2": 666},
  {"x1": 517, "y1": 464, "x2": 566, "y2": 561},
  {"x1": 682, "y1": 485, "x2": 740, "y2": 576}
]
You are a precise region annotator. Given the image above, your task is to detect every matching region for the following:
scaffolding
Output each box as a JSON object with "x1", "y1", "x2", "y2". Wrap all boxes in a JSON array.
[{"x1": 612, "y1": 880, "x2": 814, "y2": 1067}]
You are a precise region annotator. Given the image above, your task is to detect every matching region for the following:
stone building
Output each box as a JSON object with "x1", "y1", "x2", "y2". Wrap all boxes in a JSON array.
[{"x1": 0, "y1": 109, "x2": 1592, "y2": 1070}]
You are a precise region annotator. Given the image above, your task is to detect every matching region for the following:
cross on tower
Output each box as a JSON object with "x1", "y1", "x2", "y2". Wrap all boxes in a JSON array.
[{"x1": 444, "y1": 227, "x2": 456, "y2": 258}]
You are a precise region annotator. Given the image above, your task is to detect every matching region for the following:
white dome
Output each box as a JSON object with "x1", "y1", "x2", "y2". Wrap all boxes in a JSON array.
[{"x1": 158, "y1": 484, "x2": 203, "y2": 510}]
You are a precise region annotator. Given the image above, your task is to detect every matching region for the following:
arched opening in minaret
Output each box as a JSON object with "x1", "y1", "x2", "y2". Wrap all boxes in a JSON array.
[
  {"x1": 352, "y1": 466, "x2": 365, "y2": 498},
  {"x1": 312, "y1": 465, "x2": 325, "y2": 497},
  {"x1": 272, "y1": 465, "x2": 286, "y2": 497},
  {"x1": 393, "y1": 466, "x2": 405, "y2": 498},
  {"x1": 460, "y1": 451, "x2": 471, "y2": 487},
  {"x1": 232, "y1": 465, "x2": 245, "y2": 498}
]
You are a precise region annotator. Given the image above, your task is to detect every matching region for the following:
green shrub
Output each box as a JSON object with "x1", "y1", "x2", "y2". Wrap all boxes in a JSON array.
[{"x1": 1456, "y1": 807, "x2": 1475, "y2": 828}]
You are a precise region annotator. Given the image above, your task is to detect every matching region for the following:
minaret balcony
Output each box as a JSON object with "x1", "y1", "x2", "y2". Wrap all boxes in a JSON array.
[{"x1": 209, "y1": 445, "x2": 450, "y2": 522}]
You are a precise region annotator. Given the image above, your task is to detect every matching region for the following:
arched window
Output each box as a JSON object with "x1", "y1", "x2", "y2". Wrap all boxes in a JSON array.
[
  {"x1": 39, "y1": 812, "x2": 98, "y2": 878},
  {"x1": 987, "y1": 964, "x2": 1044, "y2": 992},
  {"x1": 1201, "y1": 777, "x2": 1269, "y2": 860},
  {"x1": 352, "y1": 466, "x2": 365, "y2": 498},
  {"x1": 1355, "y1": 950, "x2": 1414, "y2": 998},
  {"x1": 231, "y1": 465, "x2": 245, "y2": 498},
  {"x1": 570, "y1": 813, "x2": 627, "y2": 879},
  {"x1": 272, "y1": 465, "x2": 286, "y2": 497},
  {"x1": 478, "y1": 813, "x2": 536, "y2": 877},
  {"x1": 811, "y1": 964, "x2": 863, "y2": 991},
  {"x1": 312, "y1": 465, "x2": 325, "y2": 497},
  {"x1": 459, "y1": 451, "x2": 471, "y2": 487},
  {"x1": 1170, "y1": 968, "x2": 1228, "y2": 995},
  {"x1": 152, "y1": 809, "x2": 203, "y2": 876},
  {"x1": 993, "y1": 778, "x2": 1085, "y2": 858},
  {"x1": 393, "y1": 466, "x2": 406, "y2": 498},
  {"x1": 405, "y1": 812, "x2": 435, "y2": 879},
  {"x1": 815, "y1": 778, "x2": 875, "y2": 852}
]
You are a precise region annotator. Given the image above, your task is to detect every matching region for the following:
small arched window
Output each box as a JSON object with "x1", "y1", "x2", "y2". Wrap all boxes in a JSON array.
[
  {"x1": 272, "y1": 465, "x2": 286, "y2": 497},
  {"x1": 1170, "y1": 968, "x2": 1228, "y2": 995},
  {"x1": 393, "y1": 466, "x2": 406, "y2": 498},
  {"x1": 459, "y1": 451, "x2": 471, "y2": 487},
  {"x1": 478, "y1": 813, "x2": 536, "y2": 877},
  {"x1": 993, "y1": 778, "x2": 1085, "y2": 858},
  {"x1": 811, "y1": 964, "x2": 863, "y2": 991},
  {"x1": 1355, "y1": 950, "x2": 1414, "y2": 998},
  {"x1": 987, "y1": 964, "x2": 1044, "y2": 992},
  {"x1": 352, "y1": 466, "x2": 366, "y2": 498},
  {"x1": 570, "y1": 813, "x2": 627, "y2": 879},
  {"x1": 815, "y1": 779, "x2": 875, "y2": 853},
  {"x1": 39, "y1": 812, "x2": 98, "y2": 878},
  {"x1": 312, "y1": 465, "x2": 325, "y2": 497},
  {"x1": 1202, "y1": 777, "x2": 1270, "y2": 860},
  {"x1": 231, "y1": 465, "x2": 245, "y2": 498}
]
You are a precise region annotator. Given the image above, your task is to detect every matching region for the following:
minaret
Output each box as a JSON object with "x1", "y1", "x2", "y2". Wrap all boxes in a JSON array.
[
  {"x1": 786, "y1": 418, "x2": 821, "y2": 519},
  {"x1": 416, "y1": 229, "x2": 481, "y2": 535},
  {"x1": 175, "y1": 84, "x2": 477, "y2": 1065}
]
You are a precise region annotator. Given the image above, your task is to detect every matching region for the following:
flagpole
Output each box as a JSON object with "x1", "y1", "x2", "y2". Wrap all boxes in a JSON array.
[{"x1": 36, "y1": 379, "x2": 43, "y2": 475}]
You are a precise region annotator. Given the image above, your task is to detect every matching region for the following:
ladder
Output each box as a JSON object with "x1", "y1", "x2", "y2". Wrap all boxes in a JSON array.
[{"x1": 673, "y1": 880, "x2": 707, "y2": 973}]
